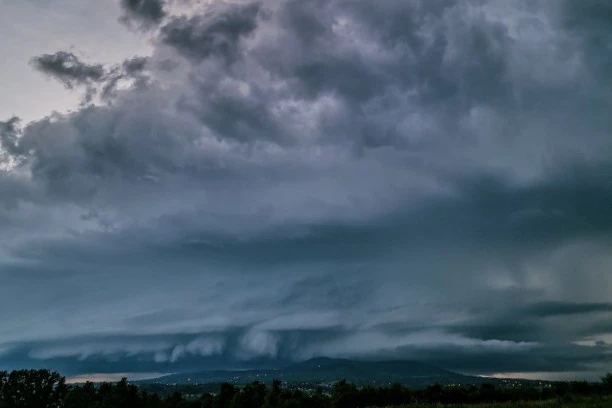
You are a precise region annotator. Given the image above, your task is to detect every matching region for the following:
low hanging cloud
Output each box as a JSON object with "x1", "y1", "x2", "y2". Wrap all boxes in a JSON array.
[{"x1": 1, "y1": 0, "x2": 612, "y2": 379}]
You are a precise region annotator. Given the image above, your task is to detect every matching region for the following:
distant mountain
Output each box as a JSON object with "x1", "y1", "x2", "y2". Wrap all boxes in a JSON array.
[
  {"x1": 280, "y1": 357, "x2": 464, "y2": 384},
  {"x1": 140, "y1": 357, "x2": 480, "y2": 387}
]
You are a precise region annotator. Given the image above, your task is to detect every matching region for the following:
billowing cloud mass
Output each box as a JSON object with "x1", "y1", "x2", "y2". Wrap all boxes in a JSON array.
[{"x1": 1, "y1": 0, "x2": 612, "y2": 379}]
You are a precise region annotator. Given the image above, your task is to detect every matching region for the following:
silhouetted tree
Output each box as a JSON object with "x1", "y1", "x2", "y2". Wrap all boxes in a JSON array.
[
  {"x1": 331, "y1": 379, "x2": 358, "y2": 408},
  {"x1": 602, "y1": 373, "x2": 612, "y2": 392},
  {"x1": 2, "y1": 368, "x2": 612, "y2": 408},
  {"x1": 216, "y1": 383, "x2": 238, "y2": 408},
  {"x1": 0, "y1": 369, "x2": 67, "y2": 408}
]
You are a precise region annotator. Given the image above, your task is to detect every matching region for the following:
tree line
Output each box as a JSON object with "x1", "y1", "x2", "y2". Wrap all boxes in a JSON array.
[{"x1": 1, "y1": 369, "x2": 611, "y2": 408}]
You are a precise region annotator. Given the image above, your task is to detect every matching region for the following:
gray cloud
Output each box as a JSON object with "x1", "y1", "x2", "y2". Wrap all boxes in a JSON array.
[
  {"x1": 0, "y1": 117, "x2": 22, "y2": 157},
  {"x1": 28, "y1": 51, "x2": 152, "y2": 106},
  {"x1": 1, "y1": 0, "x2": 612, "y2": 379},
  {"x1": 119, "y1": 0, "x2": 167, "y2": 30},
  {"x1": 122, "y1": 56, "x2": 150, "y2": 74},
  {"x1": 160, "y1": 2, "x2": 260, "y2": 62},
  {"x1": 30, "y1": 52, "x2": 106, "y2": 91}
]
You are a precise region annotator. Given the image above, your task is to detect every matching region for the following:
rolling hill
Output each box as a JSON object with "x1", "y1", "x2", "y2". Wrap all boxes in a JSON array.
[{"x1": 140, "y1": 357, "x2": 478, "y2": 387}]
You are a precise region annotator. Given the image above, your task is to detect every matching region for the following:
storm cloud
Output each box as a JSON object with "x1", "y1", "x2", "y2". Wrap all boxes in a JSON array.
[
  {"x1": 119, "y1": 0, "x2": 167, "y2": 30},
  {"x1": 160, "y1": 2, "x2": 261, "y2": 62},
  {"x1": 31, "y1": 52, "x2": 106, "y2": 89},
  {"x1": 0, "y1": 0, "x2": 611, "y2": 380}
]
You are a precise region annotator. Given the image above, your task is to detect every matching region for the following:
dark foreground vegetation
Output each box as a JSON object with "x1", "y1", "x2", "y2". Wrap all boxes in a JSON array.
[{"x1": 1, "y1": 369, "x2": 612, "y2": 408}]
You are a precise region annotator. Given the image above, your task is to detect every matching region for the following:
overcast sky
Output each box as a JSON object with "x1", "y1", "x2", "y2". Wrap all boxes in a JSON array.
[{"x1": 1, "y1": 0, "x2": 612, "y2": 381}]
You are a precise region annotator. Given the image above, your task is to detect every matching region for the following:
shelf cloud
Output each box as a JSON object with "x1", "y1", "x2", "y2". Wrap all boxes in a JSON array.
[{"x1": 0, "y1": 0, "x2": 611, "y2": 379}]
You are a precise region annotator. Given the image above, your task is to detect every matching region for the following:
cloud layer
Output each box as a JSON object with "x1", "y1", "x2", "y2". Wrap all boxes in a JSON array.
[{"x1": 1, "y1": 0, "x2": 612, "y2": 379}]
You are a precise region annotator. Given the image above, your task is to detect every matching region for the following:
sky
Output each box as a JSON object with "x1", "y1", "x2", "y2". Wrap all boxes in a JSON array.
[{"x1": 0, "y1": 0, "x2": 611, "y2": 382}]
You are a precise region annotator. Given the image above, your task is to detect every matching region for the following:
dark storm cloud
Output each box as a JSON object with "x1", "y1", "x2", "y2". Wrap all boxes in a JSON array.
[
  {"x1": 525, "y1": 301, "x2": 612, "y2": 317},
  {"x1": 119, "y1": 0, "x2": 166, "y2": 30},
  {"x1": 2, "y1": 329, "x2": 607, "y2": 377},
  {"x1": 0, "y1": 117, "x2": 21, "y2": 157},
  {"x1": 447, "y1": 304, "x2": 612, "y2": 344},
  {"x1": 1, "y1": 0, "x2": 612, "y2": 379},
  {"x1": 122, "y1": 56, "x2": 149, "y2": 74},
  {"x1": 404, "y1": 342, "x2": 612, "y2": 375},
  {"x1": 100, "y1": 56, "x2": 152, "y2": 101},
  {"x1": 29, "y1": 52, "x2": 152, "y2": 105},
  {"x1": 160, "y1": 2, "x2": 260, "y2": 61},
  {"x1": 30, "y1": 52, "x2": 106, "y2": 90}
]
